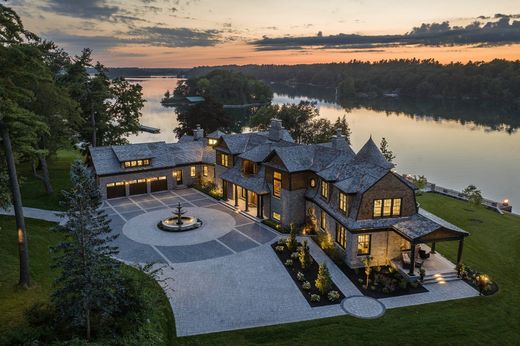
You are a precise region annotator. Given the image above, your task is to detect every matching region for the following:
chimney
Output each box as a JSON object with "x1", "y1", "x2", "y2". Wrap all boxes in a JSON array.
[
  {"x1": 193, "y1": 124, "x2": 204, "y2": 141},
  {"x1": 268, "y1": 118, "x2": 283, "y2": 142},
  {"x1": 331, "y1": 128, "x2": 347, "y2": 150}
]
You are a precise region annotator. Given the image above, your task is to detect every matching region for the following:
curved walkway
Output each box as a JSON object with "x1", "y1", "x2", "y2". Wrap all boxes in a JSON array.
[{"x1": 0, "y1": 206, "x2": 64, "y2": 223}]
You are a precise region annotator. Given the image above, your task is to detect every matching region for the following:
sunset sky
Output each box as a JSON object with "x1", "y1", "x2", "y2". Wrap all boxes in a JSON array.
[{"x1": 7, "y1": 0, "x2": 520, "y2": 67}]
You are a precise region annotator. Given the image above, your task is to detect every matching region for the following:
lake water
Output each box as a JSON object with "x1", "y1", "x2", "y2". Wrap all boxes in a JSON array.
[{"x1": 127, "y1": 77, "x2": 520, "y2": 211}]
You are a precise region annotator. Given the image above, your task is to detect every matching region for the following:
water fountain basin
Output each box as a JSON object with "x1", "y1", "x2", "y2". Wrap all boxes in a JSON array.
[{"x1": 158, "y1": 216, "x2": 202, "y2": 232}]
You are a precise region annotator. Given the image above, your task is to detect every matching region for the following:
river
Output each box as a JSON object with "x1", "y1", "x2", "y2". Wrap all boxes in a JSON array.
[{"x1": 126, "y1": 76, "x2": 520, "y2": 211}]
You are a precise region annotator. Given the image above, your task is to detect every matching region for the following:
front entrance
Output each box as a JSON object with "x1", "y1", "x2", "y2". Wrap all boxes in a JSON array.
[
  {"x1": 175, "y1": 170, "x2": 183, "y2": 185},
  {"x1": 232, "y1": 185, "x2": 261, "y2": 218}
]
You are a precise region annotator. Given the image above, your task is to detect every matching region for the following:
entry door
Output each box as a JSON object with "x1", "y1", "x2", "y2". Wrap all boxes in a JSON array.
[{"x1": 175, "y1": 170, "x2": 183, "y2": 185}]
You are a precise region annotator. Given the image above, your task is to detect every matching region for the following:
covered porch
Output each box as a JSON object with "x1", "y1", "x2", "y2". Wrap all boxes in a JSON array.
[
  {"x1": 222, "y1": 180, "x2": 267, "y2": 219},
  {"x1": 391, "y1": 209, "x2": 469, "y2": 278}
]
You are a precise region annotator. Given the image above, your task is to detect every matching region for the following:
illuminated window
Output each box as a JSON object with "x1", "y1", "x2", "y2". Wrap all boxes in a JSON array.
[
  {"x1": 124, "y1": 161, "x2": 131, "y2": 168},
  {"x1": 320, "y1": 210, "x2": 326, "y2": 230},
  {"x1": 158, "y1": 176, "x2": 166, "y2": 180},
  {"x1": 320, "y1": 181, "x2": 329, "y2": 199},
  {"x1": 272, "y1": 212, "x2": 281, "y2": 221},
  {"x1": 220, "y1": 153, "x2": 229, "y2": 167},
  {"x1": 203, "y1": 165, "x2": 208, "y2": 177},
  {"x1": 190, "y1": 166, "x2": 196, "y2": 177},
  {"x1": 131, "y1": 161, "x2": 137, "y2": 167},
  {"x1": 339, "y1": 192, "x2": 348, "y2": 214},
  {"x1": 208, "y1": 138, "x2": 218, "y2": 145},
  {"x1": 123, "y1": 159, "x2": 150, "y2": 168},
  {"x1": 137, "y1": 160, "x2": 142, "y2": 166},
  {"x1": 309, "y1": 178, "x2": 316, "y2": 188},
  {"x1": 336, "y1": 223, "x2": 346, "y2": 249},
  {"x1": 373, "y1": 199, "x2": 383, "y2": 218},
  {"x1": 273, "y1": 171, "x2": 282, "y2": 198},
  {"x1": 373, "y1": 198, "x2": 402, "y2": 218},
  {"x1": 143, "y1": 159, "x2": 150, "y2": 165},
  {"x1": 357, "y1": 234, "x2": 371, "y2": 255}
]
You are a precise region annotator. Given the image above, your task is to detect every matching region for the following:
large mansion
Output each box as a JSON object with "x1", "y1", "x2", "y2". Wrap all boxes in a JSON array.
[{"x1": 88, "y1": 119, "x2": 468, "y2": 275}]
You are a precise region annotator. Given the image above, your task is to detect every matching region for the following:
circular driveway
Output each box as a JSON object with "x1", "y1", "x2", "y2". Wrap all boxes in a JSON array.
[{"x1": 122, "y1": 207, "x2": 236, "y2": 246}]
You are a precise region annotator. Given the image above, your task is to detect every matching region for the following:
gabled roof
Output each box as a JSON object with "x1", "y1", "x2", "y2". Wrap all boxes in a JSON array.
[
  {"x1": 111, "y1": 143, "x2": 155, "y2": 162},
  {"x1": 353, "y1": 137, "x2": 394, "y2": 170},
  {"x1": 207, "y1": 129, "x2": 227, "y2": 139},
  {"x1": 220, "y1": 133, "x2": 269, "y2": 155},
  {"x1": 239, "y1": 141, "x2": 296, "y2": 163},
  {"x1": 185, "y1": 96, "x2": 204, "y2": 103},
  {"x1": 220, "y1": 162, "x2": 270, "y2": 194}
]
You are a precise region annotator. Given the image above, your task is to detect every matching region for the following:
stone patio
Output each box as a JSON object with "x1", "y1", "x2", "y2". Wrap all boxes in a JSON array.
[{"x1": 103, "y1": 188, "x2": 479, "y2": 336}]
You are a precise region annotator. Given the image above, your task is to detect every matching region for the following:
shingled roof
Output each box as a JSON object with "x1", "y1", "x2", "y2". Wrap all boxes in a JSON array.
[{"x1": 353, "y1": 137, "x2": 394, "y2": 169}]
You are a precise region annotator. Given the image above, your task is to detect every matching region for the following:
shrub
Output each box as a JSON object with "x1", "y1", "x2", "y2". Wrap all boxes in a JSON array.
[
  {"x1": 285, "y1": 259, "x2": 293, "y2": 267},
  {"x1": 297, "y1": 272, "x2": 305, "y2": 281},
  {"x1": 298, "y1": 240, "x2": 312, "y2": 271},
  {"x1": 275, "y1": 245, "x2": 285, "y2": 252},
  {"x1": 315, "y1": 263, "x2": 332, "y2": 295},
  {"x1": 302, "y1": 281, "x2": 311, "y2": 290},
  {"x1": 286, "y1": 224, "x2": 297, "y2": 251},
  {"x1": 410, "y1": 281, "x2": 419, "y2": 289},
  {"x1": 370, "y1": 285, "x2": 377, "y2": 291},
  {"x1": 327, "y1": 290, "x2": 340, "y2": 302},
  {"x1": 310, "y1": 294, "x2": 321, "y2": 302},
  {"x1": 382, "y1": 287, "x2": 390, "y2": 294},
  {"x1": 291, "y1": 252, "x2": 299, "y2": 259},
  {"x1": 399, "y1": 279, "x2": 408, "y2": 289},
  {"x1": 358, "y1": 278, "x2": 364, "y2": 284},
  {"x1": 277, "y1": 238, "x2": 286, "y2": 245}
]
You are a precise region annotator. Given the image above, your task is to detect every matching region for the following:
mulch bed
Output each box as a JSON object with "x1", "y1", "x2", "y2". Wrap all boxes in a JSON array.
[
  {"x1": 271, "y1": 241, "x2": 345, "y2": 307},
  {"x1": 460, "y1": 267, "x2": 499, "y2": 296}
]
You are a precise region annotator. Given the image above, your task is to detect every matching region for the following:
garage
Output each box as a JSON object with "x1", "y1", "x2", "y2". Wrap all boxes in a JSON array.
[
  {"x1": 106, "y1": 182, "x2": 126, "y2": 199},
  {"x1": 129, "y1": 179, "x2": 147, "y2": 195},
  {"x1": 150, "y1": 176, "x2": 168, "y2": 192}
]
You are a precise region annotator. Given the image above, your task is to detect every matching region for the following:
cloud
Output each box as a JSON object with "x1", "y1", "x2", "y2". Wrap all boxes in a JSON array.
[
  {"x1": 252, "y1": 16, "x2": 520, "y2": 51},
  {"x1": 125, "y1": 26, "x2": 222, "y2": 47},
  {"x1": 43, "y1": 0, "x2": 119, "y2": 19}
]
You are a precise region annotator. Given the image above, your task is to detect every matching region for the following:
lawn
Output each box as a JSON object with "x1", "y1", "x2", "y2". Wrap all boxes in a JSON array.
[
  {"x1": 0, "y1": 216, "x2": 175, "y2": 345},
  {"x1": 172, "y1": 193, "x2": 519, "y2": 345},
  {"x1": 18, "y1": 149, "x2": 81, "y2": 211}
]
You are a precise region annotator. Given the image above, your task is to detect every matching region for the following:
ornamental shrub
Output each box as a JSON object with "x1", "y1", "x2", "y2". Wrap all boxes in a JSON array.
[
  {"x1": 315, "y1": 263, "x2": 332, "y2": 295},
  {"x1": 285, "y1": 259, "x2": 293, "y2": 267},
  {"x1": 291, "y1": 252, "x2": 299, "y2": 259},
  {"x1": 327, "y1": 290, "x2": 340, "y2": 302},
  {"x1": 297, "y1": 272, "x2": 305, "y2": 281},
  {"x1": 275, "y1": 245, "x2": 285, "y2": 252},
  {"x1": 310, "y1": 294, "x2": 321, "y2": 302},
  {"x1": 286, "y1": 224, "x2": 297, "y2": 251},
  {"x1": 298, "y1": 240, "x2": 312, "y2": 271},
  {"x1": 302, "y1": 281, "x2": 311, "y2": 290}
]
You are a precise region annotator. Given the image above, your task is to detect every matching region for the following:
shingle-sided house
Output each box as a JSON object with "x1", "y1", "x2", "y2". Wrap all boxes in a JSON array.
[{"x1": 89, "y1": 119, "x2": 469, "y2": 276}]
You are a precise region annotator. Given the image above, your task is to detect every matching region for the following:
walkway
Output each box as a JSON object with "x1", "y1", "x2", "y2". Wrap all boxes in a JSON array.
[{"x1": 0, "y1": 206, "x2": 64, "y2": 223}]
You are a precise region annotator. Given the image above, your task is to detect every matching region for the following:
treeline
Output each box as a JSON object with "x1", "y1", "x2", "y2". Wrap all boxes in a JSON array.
[
  {"x1": 98, "y1": 67, "x2": 190, "y2": 78},
  {"x1": 185, "y1": 59, "x2": 520, "y2": 103}
]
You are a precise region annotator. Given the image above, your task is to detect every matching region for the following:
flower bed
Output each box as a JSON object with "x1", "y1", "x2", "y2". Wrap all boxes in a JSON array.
[
  {"x1": 458, "y1": 264, "x2": 498, "y2": 296},
  {"x1": 271, "y1": 239, "x2": 345, "y2": 307}
]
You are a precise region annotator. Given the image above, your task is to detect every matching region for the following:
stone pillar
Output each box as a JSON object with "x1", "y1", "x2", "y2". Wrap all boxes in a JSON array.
[
  {"x1": 245, "y1": 189, "x2": 249, "y2": 212},
  {"x1": 431, "y1": 242, "x2": 436, "y2": 254},
  {"x1": 457, "y1": 239, "x2": 464, "y2": 266},
  {"x1": 234, "y1": 184, "x2": 238, "y2": 207},
  {"x1": 257, "y1": 195, "x2": 262, "y2": 218},
  {"x1": 222, "y1": 181, "x2": 228, "y2": 201}
]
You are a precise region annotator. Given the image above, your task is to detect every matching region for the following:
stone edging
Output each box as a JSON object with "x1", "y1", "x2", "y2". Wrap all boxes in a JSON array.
[{"x1": 340, "y1": 295, "x2": 386, "y2": 319}]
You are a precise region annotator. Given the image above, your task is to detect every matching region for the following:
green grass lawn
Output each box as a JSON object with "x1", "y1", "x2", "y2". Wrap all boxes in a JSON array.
[
  {"x1": 172, "y1": 193, "x2": 520, "y2": 345},
  {"x1": 0, "y1": 216, "x2": 175, "y2": 345},
  {"x1": 18, "y1": 149, "x2": 81, "y2": 211}
]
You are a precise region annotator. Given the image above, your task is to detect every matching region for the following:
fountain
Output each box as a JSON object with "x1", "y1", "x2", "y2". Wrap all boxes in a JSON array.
[{"x1": 158, "y1": 202, "x2": 202, "y2": 232}]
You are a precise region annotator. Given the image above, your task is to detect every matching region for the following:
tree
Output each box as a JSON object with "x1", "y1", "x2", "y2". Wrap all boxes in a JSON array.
[
  {"x1": 52, "y1": 160, "x2": 124, "y2": 340},
  {"x1": 315, "y1": 263, "x2": 332, "y2": 295},
  {"x1": 380, "y1": 137, "x2": 396, "y2": 163},
  {"x1": 0, "y1": 4, "x2": 49, "y2": 288},
  {"x1": 0, "y1": 168, "x2": 10, "y2": 209},
  {"x1": 362, "y1": 256, "x2": 373, "y2": 289},
  {"x1": 298, "y1": 240, "x2": 312, "y2": 270},
  {"x1": 462, "y1": 184, "x2": 483, "y2": 207},
  {"x1": 174, "y1": 97, "x2": 231, "y2": 137},
  {"x1": 334, "y1": 115, "x2": 352, "y2": 144},
  {"x1": 286, "y1": 224, "x2": 297, "y2": 251},
  {"x1": 412, "y1": 175, "x2": 428, "y2": 192}
]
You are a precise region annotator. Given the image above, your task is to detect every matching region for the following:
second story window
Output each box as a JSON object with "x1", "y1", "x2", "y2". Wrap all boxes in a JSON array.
[
  {"x1": 242, "y1": 160, "x2": 256, "y2": 175},
  {"x1": 373, "y1": 198, "x2": 402, "y2": 218},
  {"x1": 220, "y1": 153, "x2": 230, "y2": 167},
  {"x1": 339, "y1": 192, "x2": 348, "y2": 214},
  {"x1": 320, "y1": 180, "x2": 329, "y2": 199},
  {"x1": 336, "y1": 223, "x2": 346, "y2": 249},
  {"x1": 273, "y1": 171, "x2": 282, "y2": 198},
  {"x1": 208, "y1": 138, "x2": 218, "y2": 146},
  {"x1": 123, "y1": 159, "x2": 150, "y2": 168}
]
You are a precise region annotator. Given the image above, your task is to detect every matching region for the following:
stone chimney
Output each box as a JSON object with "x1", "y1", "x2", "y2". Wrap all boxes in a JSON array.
[
  {"x1": 331, "y1": 128, "x2": 347, "y2": 150},
  {"x1": 268, "y1": 118, "x2": 284, "y2": 142},
  {"x1": 193, "y1": 124, "x2": 204, "y2": 141}
]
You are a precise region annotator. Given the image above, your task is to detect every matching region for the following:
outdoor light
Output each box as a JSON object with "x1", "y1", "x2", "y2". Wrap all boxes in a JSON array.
[
  {"x1": 477, "y1": 274, "x2": 490, "y2": 295},
  {"x1": 502, "y1": 198, "x2": 509, "y2": 206}
]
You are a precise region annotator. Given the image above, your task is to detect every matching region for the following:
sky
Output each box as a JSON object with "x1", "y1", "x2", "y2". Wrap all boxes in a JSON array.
[{"x1": 6, "y1": 0, "x2": 520, "y2": 67}]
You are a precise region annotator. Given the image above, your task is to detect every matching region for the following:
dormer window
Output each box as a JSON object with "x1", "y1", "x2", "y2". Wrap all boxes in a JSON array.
[
  {"x1": 320, "y1": 180, "x2": 329, "y2": 199},
  {"x1": 123, "y1": 159, "x2": 150, "y2": 168},
  {"x1": 373, "y1": 198, "x2": 402, "y2": 218},
  {"x1": 242, "y1": 160, "x2": 257, "y2": 175},
  {"x1": 220, "y1": 153, "x2": 230, "y2": 167},
  {"x1": 208, "y1": 138, "x2": 218, "y2": 146},
  {"x1": 339, "y1": 192, "x2": 349, "y2": 214}
]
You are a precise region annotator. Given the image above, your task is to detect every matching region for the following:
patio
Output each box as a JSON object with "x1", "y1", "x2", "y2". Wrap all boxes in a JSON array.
[{"x1": 391, "y1": 244, "x2": 457, "y2": 278}]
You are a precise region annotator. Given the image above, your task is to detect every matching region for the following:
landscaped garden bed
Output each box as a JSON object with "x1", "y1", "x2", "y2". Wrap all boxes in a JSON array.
[
  {"x1": 271, "y1": 235, "x2": 345, "y2": 307},
  {"x1": 309, "y1": 235, "x2": 427, "y2": 298},
  {"x1": 457, "y1": 264, "x2": 498, "y2": 296}
]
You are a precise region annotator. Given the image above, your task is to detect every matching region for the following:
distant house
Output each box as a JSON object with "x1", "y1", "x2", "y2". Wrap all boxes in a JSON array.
[
  {"x1": 88, "y1": 119, "x2": 468, "y2": 275},
  {"x1": 185, "y1": 96, "x2": 205, "y2": 104}
]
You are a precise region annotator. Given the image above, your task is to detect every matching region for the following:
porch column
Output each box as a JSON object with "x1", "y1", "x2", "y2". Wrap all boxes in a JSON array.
[
  {"x1": 431, "y1": 242, "x2": 436, "y2": 253},
  {"x1": 457, "y1": 238, "x2": 464, "y2": 266},
  {"x1": 245, "y1": 189, "x2": 249, "y2": 212},
  {"x1": 257, "y1": 194, "x2": 262, "y2": 218},
  {"x1": 409, "y1": 243, "x2": 416, "y2": 276},
  {"x1": 234, "y1": 184, "x2": 238, "y2": 207}
]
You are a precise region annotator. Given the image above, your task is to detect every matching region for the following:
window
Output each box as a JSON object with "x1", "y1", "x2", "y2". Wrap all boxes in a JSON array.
[
  {"x1": 242, "y1": 160, "x2": 256, "y2": 175},
  {"x1": 320, "y1": 210, "x2": 326, "y2": 230},
  {"x1": 309, "y1": 178, "x2": 316, "y2": 188},
  {"x1": 123, "y1": 159, "x2": 150, "y2": 168},
  {"x1": 336, "y1": 223, "x2": 347, "y2": 249},
  {"x1": 220, "y1": 153, "x2": 230, "y2": 167},
  {"x1": 208, "y1": 138, "x2": 218, "y2": 146},
  {"x1": 357, "y1": 234, "x2": 371, "y2": 255},
  {"x1": 143, "y1": 159, "x2": 150, "y2": 165},
  {"x1": 373, "y1": 198, "x2": 402, "y2": 218},
  {"x1": 203, "y1": 165, "x2": 208, "y2": 177},
  {"x1": 190, "y1": 166, "x2": 196, "y2": 177},
  {"x1": 273, "y1": 171, "x2": 282, "y2": 198},
  {"x1": 339, "y1": 192, "x2": 348, "y2": 214},
  {"x1": 272, "y1": 212, "x2": 281, "y2": 221},
  {"x1": 320, "y1": 180, "x2": 329, "y2": 199}
]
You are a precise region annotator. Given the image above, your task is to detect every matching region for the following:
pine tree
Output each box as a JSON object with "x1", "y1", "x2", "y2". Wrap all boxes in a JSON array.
[
  {"x1": 298, "y1": 240, "x2": 312, "y2": 270},
  {"x1": 380, "y1": 137, "x2": 396, "y2": 163},
  {"x1": 286, "y1": 223, "x2": 297, "y2": 251},
  {"x1": 315, "y1": 263, "x2": 332, "y2": 295},
  {"x1": 52, "y1": 160, "x2": 124, "y2": 340}
]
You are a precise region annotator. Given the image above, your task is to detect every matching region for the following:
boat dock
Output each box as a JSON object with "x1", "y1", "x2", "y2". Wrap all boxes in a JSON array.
[{"x1": 139, "y1": 125, "x2": 160, "y2": 134}]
